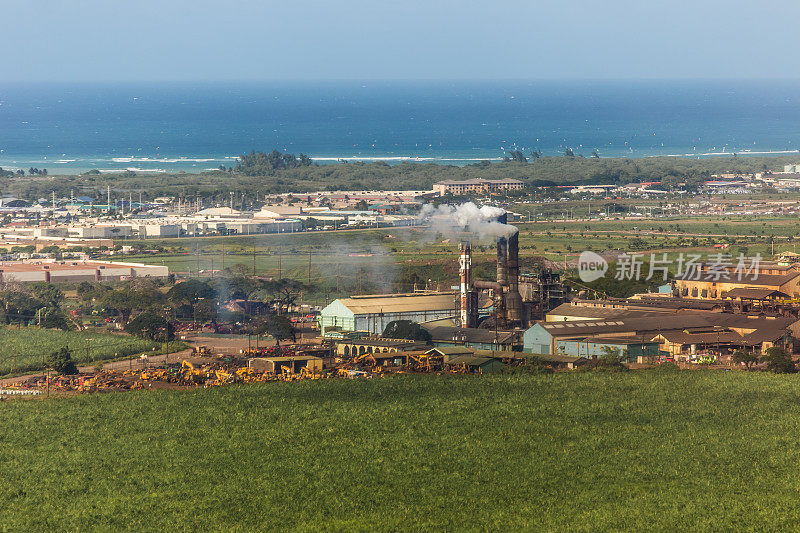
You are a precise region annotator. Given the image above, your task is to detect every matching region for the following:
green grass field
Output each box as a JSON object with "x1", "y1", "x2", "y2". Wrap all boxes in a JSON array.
[
  {"x1": 3, "y1": 371, "x2": 800, "y2": 530},
  {"x1": 0, "y1": 328, "x2": 162, "y2": 375}
]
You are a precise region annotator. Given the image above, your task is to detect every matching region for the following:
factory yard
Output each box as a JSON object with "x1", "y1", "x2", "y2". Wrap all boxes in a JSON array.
[
  {"x1": 6, "y1": 198, "x2": 800, "y2": 530},
  {"x1": 3, "y1": 371, "x2": 800, "y2": 530}
]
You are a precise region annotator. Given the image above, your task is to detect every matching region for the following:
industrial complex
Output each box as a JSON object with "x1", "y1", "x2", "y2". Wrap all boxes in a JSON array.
[{"x1": 5, "y1": 195, "x2": 800, "y2": 392}]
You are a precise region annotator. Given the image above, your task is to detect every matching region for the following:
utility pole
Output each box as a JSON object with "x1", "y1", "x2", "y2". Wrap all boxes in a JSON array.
[
  {"x1": 308, "y1": 251, "x2": 312, "y2": 284},
  {"x1": 278, "y1": 248, "x2": 282, "y2": 279},
  {"x1": 252, "y1": 241, "x2": 256, "y2": 276}
]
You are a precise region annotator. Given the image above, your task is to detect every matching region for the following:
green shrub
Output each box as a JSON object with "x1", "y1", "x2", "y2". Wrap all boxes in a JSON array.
[{"x1": 46, "y1": 347, "x2": 77, "y2": 375}]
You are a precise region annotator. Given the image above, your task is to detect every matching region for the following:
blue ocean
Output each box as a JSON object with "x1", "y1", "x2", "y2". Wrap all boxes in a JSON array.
[{"x1": 1, "y1": 80, "x2": 799, "y2": 174}]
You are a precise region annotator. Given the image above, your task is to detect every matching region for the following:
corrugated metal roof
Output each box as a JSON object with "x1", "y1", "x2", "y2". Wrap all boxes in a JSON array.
[
  {"x1": 534, "y1": 353, "x2": 585, "y2": 363},
  {"x1": 427, "y1": 347, "x2": 475, "y2": 355},
  {"x1": 424, "y1": 326, "x2": 516, "y2": 344},
  {"x1": 540, "y1": 315, "x2": 712, "y2": 336},
  {"x1": 547, "y1": 302, "x2": 680, "y2": 320},
  {"x1": 741, "y1": 328, "x2": 789, "y2": 345},
  {"x1": 583, "y1": 335, "x2": 659, "y2": 345},
  {"x1": 722, "y1": 288, "x2": 788, "y2": 299},
  {"x1": 653, "y1": 331, "x2": 744, "y2": 345},
  {"x1": 248, "y1": 356, "x2": 322, "y2": 362},
  {"x1": 446, "y1": 356, "x2": 497, "y2": 365},
  {"x1": 332, "y1": 292, "x2": 458, "y2": 315},
  {"x1": 473, "y1": 349, "x2": 519, "y2": 358}
]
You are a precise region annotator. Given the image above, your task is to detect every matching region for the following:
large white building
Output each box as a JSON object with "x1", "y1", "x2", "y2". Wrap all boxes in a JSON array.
[{"x1": 0, "y1": 260, "x2": 168, "y2": 283}]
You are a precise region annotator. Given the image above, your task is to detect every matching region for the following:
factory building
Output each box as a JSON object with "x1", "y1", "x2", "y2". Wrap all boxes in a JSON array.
[
  {"x1": 0, "y1": 260, "x2": 168, "y2": 283},
  {"x1": 334, "y1": 338, "x2": 426, "y2": 357},
  {"x1": 554, "y1": 336, "x2": 660, "y2": 362},
  {"x1": 673, "y1": 261, "x2": 800, "y2": 300},
  {"x1": 674, "y1": 271, "x2": 800, "y2": 300},
  {"x1": 423, "y1": 326, "x2": 521, "y2": 351},
  {"x1": 545, "y1": 301, "x2": 690, "y2": 322},
  {"x1": 319, "y1": 292, "x2": 459, "y2": 335},
  {"x1": 524, "y1": 313, "x2": 796, "y2": 360}
]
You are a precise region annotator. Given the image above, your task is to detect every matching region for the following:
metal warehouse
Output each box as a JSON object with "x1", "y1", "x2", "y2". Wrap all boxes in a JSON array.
[{"x1": 319, "y1": 292, "x2": 459, "y2": 335}]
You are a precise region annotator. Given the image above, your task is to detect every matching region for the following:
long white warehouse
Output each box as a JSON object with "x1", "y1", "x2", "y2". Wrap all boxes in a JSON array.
[{"x1": 0, "y1": 260, "x2": 169, "y2": 283}]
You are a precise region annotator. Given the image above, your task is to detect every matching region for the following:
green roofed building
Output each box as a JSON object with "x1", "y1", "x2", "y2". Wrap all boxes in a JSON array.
[
  {"x1": 319, "y1": 292, "x2": 458, "y2": 335},
  {"x1": 445, "y1": 356, "x2": 505, "y2": 374}
]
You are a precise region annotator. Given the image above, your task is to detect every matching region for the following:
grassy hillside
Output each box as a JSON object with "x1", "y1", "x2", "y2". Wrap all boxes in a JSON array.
[{"x1": 3, "y1": 371, "x2": 800, "y2": 529}]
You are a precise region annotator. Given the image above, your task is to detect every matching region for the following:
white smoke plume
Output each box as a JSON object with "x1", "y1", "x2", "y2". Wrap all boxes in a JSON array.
[
  {"x1": 417, "y1": 202, "x2": 518, "y2": 240},
  {"x1": 315, "y1": 242, "x2": 398, "y2": 294}
]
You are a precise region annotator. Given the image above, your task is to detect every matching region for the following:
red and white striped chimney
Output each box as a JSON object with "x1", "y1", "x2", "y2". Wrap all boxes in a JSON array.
[{"x1": 459, "y1": 241, "x2": 472, "y2": 327}]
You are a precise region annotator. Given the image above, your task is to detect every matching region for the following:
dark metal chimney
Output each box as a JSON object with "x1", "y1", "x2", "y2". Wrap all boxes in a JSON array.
[
  {"x1": 496, "y1": 213, "x2": 508, "y2": 287},
  {"x1": 505, "y1": 229, "x2": 523, "y2": 324}
]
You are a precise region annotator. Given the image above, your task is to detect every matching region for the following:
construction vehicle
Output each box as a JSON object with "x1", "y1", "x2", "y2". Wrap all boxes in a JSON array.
[
  {"x1": 299, "y1": 366, "x2": 323, "y2": 380},
  {"x1": 279, "y1": 364, "x2": 293, "y2": 381},
  {"x1": 192, "y1": 345, "x2": 211, "y2": 356},
  {"x1": 337, "y1": 368, "x2": 368, "y2": 378}
]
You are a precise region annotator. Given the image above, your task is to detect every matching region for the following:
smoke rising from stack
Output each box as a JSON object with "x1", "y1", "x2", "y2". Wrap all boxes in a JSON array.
[
  {"x1": 420, "y1": 203, "x2": 525, "y2": 328},
  {"x1": 418, "y1": 202, "x2": 518, "y2": 240}
]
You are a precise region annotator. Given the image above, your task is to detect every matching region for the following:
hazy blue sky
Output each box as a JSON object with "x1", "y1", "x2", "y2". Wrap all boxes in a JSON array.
[{"x1": 4, "y1": 0, "x2": 799, "y2": 81}]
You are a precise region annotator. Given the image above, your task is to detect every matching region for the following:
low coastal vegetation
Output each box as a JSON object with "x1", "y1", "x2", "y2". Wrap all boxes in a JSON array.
[
  {"x1": 3, "y1": 152, "x2": 799, "y2": 202},
  {"x1": 4, "y1": 371, "x2": 800, "y2": 530}
]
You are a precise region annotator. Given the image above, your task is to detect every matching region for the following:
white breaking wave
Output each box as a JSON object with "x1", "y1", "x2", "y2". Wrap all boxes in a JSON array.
[
  {"x1": 111, "y1": 156, "x2": 230, "y2": 163},
  {"x1": 660, "y1": 149, "x2": 800, "y2": 158},
  {"x1": 311, "y1": 156, "x2": 504, "y2": 162}
]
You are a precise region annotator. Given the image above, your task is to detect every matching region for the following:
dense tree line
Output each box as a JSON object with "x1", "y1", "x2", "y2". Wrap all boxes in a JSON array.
[
  {"x1": 73, "y1": 273, "x2": 307, "y2": 341},
  {"x1": 236, "y1": 150, "x2": 313, "y2": 175},
  {"x1": 0, "y1": 282, "x2": 71, "y2": 329}
]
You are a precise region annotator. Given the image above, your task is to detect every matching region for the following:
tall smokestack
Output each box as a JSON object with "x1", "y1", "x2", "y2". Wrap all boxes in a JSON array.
[
  {"x1": 460, "y1": 241, "x2": 472, "y2": 327},
  {"x1": 505, "y1": 229, "x2": 523, "y2": 324},
  {"x1": 496, "y1": 213, "x2": 508, "y2": 287}
]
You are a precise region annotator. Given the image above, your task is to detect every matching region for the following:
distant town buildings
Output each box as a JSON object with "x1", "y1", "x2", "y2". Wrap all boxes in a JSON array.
[{"x1": 433, "y1": 178, "x2": 524, "y2": 196}]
